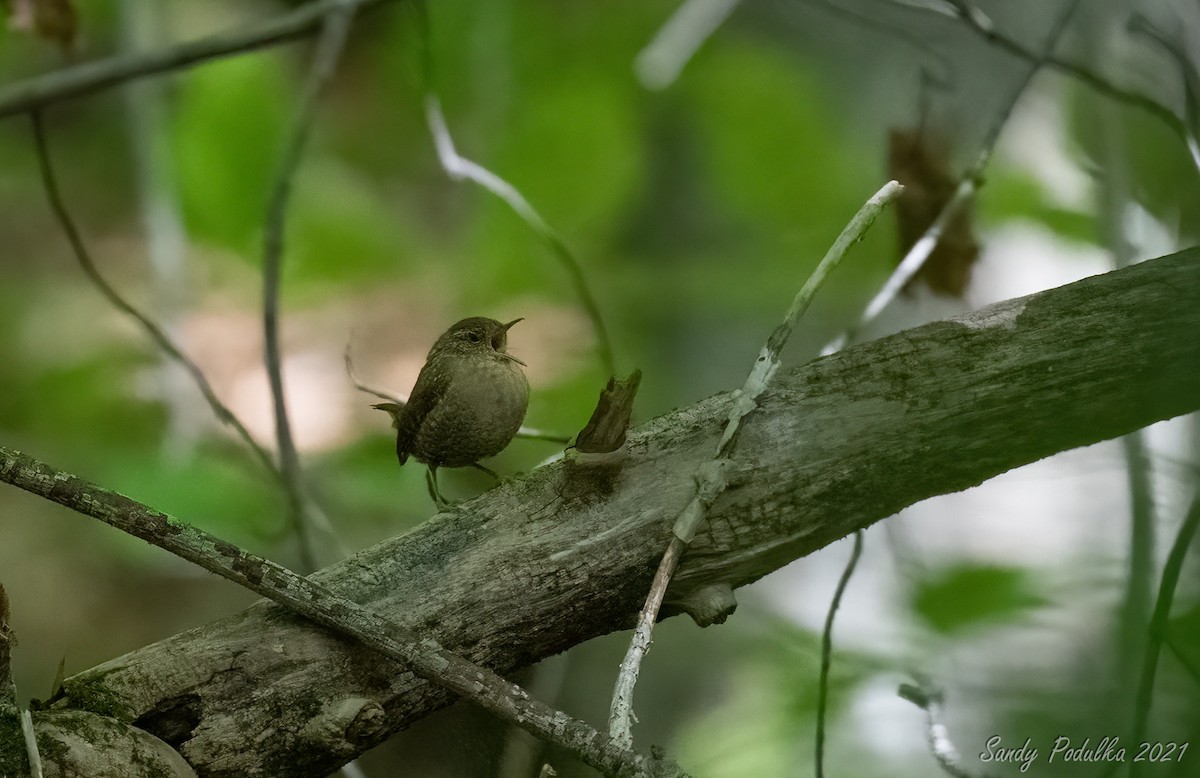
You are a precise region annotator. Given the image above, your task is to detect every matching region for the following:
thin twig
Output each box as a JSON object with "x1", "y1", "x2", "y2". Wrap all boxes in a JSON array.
[
  {"x1": 343, "y1": 341, "x2": 571, "y2": 445},
  {"x1": 21, "y1": 709, "x2": 44, "y2": 778},
  {"x1": 0, "y1": 445, "x2": 673, "y2": 778},
  {"x1": 899, "y1": 680, "x2": 993, "y2": 778},
  {"x1": 607, "y1": 180, "x2": 904, "y2": 751},
  {"x1": 1129, "y1": 495, "x2": 1200, "y2": 776},
  {"x1": 28, "y1": 111, "x2": 279, "y2": 480},
  {"x1": 262, "y1": 2, "x2": 359, "y2": 572},
  {"x1": 821, "y1": 175, "x2": 975, "y2": 355},
  {"x1": 814, "y1": 530, "x2": 864, "y2": 778},
  {"x1": 412, "y1": 0, "x2": 605, "y2": 358},
  {"x1": 634, "y1": 0, "x2": 742, "y2": 90},
  {"x1": 0, "y1": 0, "x2": 396, "y2": 120},
  {"x1": 822, "y1": 0, "x2": 1081, "y2": 356},
  {"x1": 422, "y1": 95, "x2": 617, "y2": 377}
]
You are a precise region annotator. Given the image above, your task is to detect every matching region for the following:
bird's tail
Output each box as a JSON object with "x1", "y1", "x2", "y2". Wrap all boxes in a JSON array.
[{"x1": 371, "y1": 402, "x2": 410, "y2": 465}]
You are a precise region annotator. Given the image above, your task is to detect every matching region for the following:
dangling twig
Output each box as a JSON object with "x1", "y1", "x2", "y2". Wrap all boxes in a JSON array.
[
  {"x1": 261, "y1": 2, "x2": 359, "y2": 571},
  {"x1": 607, "y1": 180, "x2": 904, "y2": 751}
]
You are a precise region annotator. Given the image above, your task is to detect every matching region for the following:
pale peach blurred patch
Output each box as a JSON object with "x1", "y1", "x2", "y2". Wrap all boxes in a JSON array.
[{"x1": 165, "y1": 286, "x2": 591, "y2": 453}]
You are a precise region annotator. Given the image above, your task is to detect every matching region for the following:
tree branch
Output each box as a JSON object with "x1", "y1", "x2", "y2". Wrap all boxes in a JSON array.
[
  {"x1": 423, "y1": 95, "x2": 618, "y2": 377},
  {"x1": 0, "y1": 0, "x2": 395, "y2": 120},
  {"x1": 7, "y1": 246, "x2": 1196, "y2": 776},
  {"x1": 261, "y1": 1, "x2": 362, "y2": 571},
  {"x1": 0, "y1": 449, "x2": 665, "y2": 778}
]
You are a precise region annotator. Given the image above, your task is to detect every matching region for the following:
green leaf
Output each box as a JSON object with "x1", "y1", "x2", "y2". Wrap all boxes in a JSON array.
[
  {"x1": 912, "y1": 563, "x2": 1047, "y2": 635},
  {"x1": 170, "y1": 53, "x2": 291, "y2": 251}
]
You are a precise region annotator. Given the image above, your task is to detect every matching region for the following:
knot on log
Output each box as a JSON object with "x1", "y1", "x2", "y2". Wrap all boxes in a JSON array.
[{"x1": 672, "y1": 583, "x2": 737, "y2": 627}]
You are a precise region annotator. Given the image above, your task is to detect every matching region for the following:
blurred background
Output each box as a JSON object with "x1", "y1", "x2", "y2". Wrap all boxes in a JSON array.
[{"x1": 1, "y1": 0, "x2": 1199, "y2": 776}]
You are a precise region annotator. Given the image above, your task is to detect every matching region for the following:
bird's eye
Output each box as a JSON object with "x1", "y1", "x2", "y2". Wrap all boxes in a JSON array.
[{"x1": 466, "y1": 332, "x2": 482, "y2": 343}]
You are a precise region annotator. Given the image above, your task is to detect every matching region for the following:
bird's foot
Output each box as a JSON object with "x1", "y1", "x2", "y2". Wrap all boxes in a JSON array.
[
  {"x1": 469, "y1": 462, "x2": 501, "y2": 481},
  {"x1": 426, "y1": 467, "x2": 460, "y2": 510}
]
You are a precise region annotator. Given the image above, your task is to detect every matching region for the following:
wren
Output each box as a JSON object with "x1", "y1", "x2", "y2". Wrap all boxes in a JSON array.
[{"x1": 374, "y1": 317, "x2": 529, "y2": 507}]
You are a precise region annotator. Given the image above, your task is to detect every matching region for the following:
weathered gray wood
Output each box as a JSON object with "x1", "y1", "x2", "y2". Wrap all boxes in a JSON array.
[
  {"x1": 36, "y1": 711, "x2": 197, "y2": 778},
  {"x1": 34, "y1": 249, "x2": 1200, "y2": 775}
]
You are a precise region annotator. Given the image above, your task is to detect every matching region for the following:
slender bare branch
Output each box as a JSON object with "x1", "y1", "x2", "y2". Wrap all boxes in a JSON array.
[
  {"x1": 262, "y1": 2, "x2": 359, "y2": 571},
  {"x1": 634, "y1": 0, "x2": 742, "y2": 90},
  {"x1": 423, "y1": 95, "x2": 617, "y2": 377},
  {"x1": 815, "y1": 530, "x2": 864, "y2": 778},
  {"x1": 607, "y1": 180, "x2": 904, "y2": 751},
  {"x1": 0, "y1": 445, "x2": 677, "y2": 778},
  {"x1": 20, "y1": 709, "x2": 44, "y2": 778},
  {"x1": 0, "y1": 0, "x2": 396, "y2": 120},
  {"x1": 899, "y1": 680, "x2": 994, "y2": 778},
  {"x1": 1129, "y1": 495, "x2": 1200, "y2": 776},
  {"x1": 28, "y1": 110, "x2": 280, "y2": 481}
]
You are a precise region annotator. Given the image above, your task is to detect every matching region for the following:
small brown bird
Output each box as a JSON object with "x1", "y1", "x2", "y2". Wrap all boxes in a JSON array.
[{"x1": 374, "y1": 317, "x2": 529, "y2": 507}]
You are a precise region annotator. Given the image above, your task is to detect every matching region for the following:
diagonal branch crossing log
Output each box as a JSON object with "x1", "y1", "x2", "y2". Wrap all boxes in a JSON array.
[{"x1": 6, "y1": 247, "x2": 1200, "y2": 776}]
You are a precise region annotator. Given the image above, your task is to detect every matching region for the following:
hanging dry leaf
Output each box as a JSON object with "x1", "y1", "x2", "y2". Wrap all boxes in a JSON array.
[
  {"x1": 888, "y1": 127, "x2": 980, "y2": 298},
  {"x1": 5, "y1": 0, "x2": 77, "y2": 52}
]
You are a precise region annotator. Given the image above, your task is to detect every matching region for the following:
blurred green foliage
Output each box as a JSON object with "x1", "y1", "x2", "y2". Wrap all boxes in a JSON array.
[
  {"x1": 171, "y1": 53, "x2": 291, "y2": 251},
  {"x1": 912, "y1": 563, "x2": 1047, "y2": 636}
]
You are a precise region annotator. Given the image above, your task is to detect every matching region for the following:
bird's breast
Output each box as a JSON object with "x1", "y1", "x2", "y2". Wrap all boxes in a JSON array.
[{"x1": 412, "y1": 357, "x2": 529, "y2": 468}]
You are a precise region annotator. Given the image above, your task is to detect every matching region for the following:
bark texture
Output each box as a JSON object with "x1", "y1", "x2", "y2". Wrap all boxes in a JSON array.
[{"x1": 35, "y1": 249, "x2": 1200, "y2": 776}]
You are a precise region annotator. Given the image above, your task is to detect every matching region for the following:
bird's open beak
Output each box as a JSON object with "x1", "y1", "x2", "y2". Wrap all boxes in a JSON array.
[
  {"x1": 499, "y1": 352, "x2": 527, "y2": 366},
  {"x1": 499, "y1": 318, "x2": 526, "y2": 364}
]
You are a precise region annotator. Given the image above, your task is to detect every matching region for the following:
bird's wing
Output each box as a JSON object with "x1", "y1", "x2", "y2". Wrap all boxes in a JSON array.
[{"x1": 394, "y1": 361, "x2": 450, "y2": 465}]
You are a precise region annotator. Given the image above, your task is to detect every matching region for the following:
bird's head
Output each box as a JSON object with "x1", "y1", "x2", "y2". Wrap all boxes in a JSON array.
[{"x1": 431, "y1": 317, "x2": 526, "y2": 365}]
